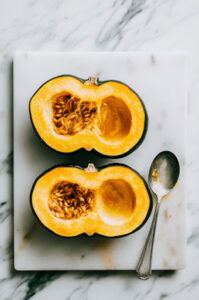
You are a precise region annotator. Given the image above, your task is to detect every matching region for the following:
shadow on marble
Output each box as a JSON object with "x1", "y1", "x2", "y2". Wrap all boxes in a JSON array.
[
  {"x1": 18, "y1": 217, "x2": 114, "y2": 254},
  {"x1": 9, "y1": 60, "x2": 14, "y2": 275},
  {"x1": 9, "y1": 268, "x2": 176, "y2": 280},
  {"x1": 25, "y1": 121, "x2": 108, "y2": 169}
]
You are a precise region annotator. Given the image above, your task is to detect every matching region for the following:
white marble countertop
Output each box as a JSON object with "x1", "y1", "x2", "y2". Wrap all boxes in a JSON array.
[{"x1": 0, "y1": 0, "x2": 199, "y2": 299}]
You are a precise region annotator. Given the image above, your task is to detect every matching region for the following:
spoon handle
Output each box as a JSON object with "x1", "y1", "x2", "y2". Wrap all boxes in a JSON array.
[{"x1": 136, "y1": 200, "x2": 160, "y2": 279}]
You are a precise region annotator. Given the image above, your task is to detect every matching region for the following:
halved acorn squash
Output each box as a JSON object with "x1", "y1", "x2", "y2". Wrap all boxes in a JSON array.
[
  {"x1": 31, "y1": 164, "x2": 152, "y2": 237},
  {"x1": 29, "y1": 76, "x2": 147, "y2": 157}
]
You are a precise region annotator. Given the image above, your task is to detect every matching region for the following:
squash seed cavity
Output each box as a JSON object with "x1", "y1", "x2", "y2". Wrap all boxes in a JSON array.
[
  {"x1": 52, "y1": 93, "x2": 97, "y2": 136},
  {"x1": 49, "y1": 181, "x2": 95, "y2": 220}
]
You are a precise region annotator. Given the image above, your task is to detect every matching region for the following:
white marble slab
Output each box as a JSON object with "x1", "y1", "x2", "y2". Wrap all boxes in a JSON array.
[{"x1": 14, "y1": 52, "x2": 186, "y2": 271}]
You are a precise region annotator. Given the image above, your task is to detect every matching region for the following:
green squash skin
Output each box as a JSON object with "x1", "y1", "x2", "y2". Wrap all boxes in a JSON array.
[
  {"x1": 30, "y1": 163, "x2": 153, "y2": 239},
  {"x1": 29, "y1": 75, "x2": 148, "y2": 158}
]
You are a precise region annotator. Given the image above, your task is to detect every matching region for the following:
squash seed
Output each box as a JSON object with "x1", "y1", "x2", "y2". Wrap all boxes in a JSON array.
[
  {"x1": 52, "y1": 93, "x2": 97, "y2": 136},
  {"x1": 49, "y1": 181, "x2": 95, "y2": 220}
]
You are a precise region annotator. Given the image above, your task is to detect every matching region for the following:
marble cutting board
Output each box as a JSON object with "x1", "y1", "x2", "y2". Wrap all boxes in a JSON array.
[{"x1": 14, "y1": 52, "x2": 186, "y2": 270}]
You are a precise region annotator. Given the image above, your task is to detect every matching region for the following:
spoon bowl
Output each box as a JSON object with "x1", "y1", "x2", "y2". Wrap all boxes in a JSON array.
[{"x1": 149, "y1": 151, "x2": 180, "y2": 198}]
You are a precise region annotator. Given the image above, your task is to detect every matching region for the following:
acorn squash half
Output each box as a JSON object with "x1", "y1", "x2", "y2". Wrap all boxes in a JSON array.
[
  {"x1": 31, "y1": 164, "x2": 152, "y2": 237},
  {"x1": 29, "y1": 76, "x2": 147, "y2": 157}
]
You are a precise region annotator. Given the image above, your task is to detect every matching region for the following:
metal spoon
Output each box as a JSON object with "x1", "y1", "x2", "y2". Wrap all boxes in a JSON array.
[{"x1": 136, "y1": 151, "x2": 180, "y2": 279}]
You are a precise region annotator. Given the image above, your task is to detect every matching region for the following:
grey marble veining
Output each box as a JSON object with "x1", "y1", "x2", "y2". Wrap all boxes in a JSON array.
[{"x1": 0, "y1": 0, "x2": 199, "y2": 299}]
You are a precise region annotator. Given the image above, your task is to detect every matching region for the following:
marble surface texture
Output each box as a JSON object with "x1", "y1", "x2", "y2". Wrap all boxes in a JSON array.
[
  {"x1": 14, "y1": 52, "x2": 186, "y2": 271},
  {"x1": 0, "y1": 0, "x2": 199, "y2": 299}
]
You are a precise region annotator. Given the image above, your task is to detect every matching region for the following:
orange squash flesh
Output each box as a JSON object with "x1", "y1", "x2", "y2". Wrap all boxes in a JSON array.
[
  {"x1": 31, "y1": 164, "x2": 152, "y2": 237},
  {"x1": 30, "y1": 76, "x2": 146, "y2": 157}
]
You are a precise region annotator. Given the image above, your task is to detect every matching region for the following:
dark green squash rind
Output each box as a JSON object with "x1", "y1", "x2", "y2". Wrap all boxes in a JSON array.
[
  {"x1": 30, "y1": 163, "x2": 153, "y2": 238},
  {"x1": 29, "y1": 75, "x2": 148, "y2": 158}
]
